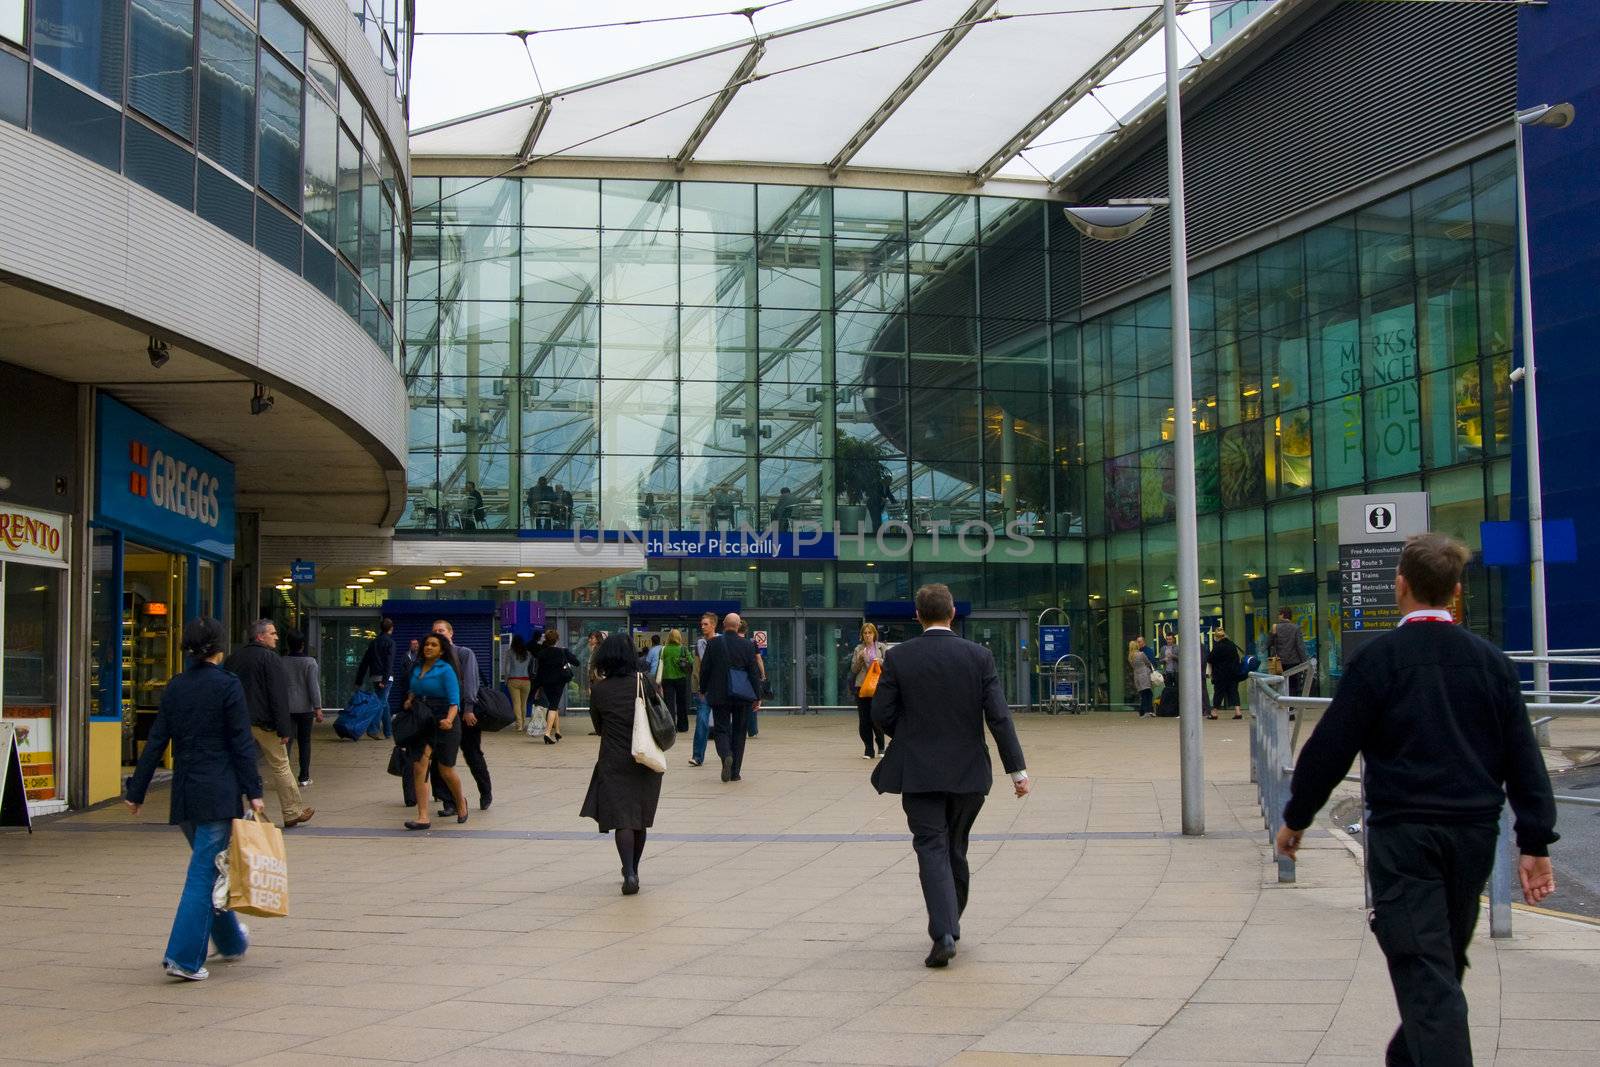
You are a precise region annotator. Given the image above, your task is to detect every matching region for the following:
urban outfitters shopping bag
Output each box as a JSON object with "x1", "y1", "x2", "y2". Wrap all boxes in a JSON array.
[{"x1": 226, "y1": 811, "x2": 290, "y2": 918}]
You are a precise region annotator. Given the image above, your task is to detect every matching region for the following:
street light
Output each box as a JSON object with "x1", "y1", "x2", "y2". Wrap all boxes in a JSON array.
[
  {"x1": 1512, "y1": 100, "x2": 1575, "y2": 731},
  {"x1": 1060, "y1": 2, "x2": 1204, "y2": 835}
]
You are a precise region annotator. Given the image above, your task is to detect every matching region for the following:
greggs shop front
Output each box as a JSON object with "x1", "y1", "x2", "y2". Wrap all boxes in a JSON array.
[{"x1": 88, "y1": 398, "x2": 236, "y2": 803}]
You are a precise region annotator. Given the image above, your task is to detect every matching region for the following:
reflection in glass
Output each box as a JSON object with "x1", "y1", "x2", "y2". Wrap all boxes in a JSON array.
[
  {"x1": 129, "y1": 0, "x2": 194, "y2": 136},
  {"x1": 198, "y1": 0, "x2": 253, "y2": 180}
]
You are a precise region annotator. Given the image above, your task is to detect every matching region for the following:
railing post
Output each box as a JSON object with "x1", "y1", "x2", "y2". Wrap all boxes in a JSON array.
[{"x1": 1489, "y1": 803, "x2": 1516, "y2": 939}]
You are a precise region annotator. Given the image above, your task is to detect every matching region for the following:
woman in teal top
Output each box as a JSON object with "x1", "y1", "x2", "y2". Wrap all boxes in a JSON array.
[{"x1": 402, "y1": 632, "x2": 466, "y2": 830}]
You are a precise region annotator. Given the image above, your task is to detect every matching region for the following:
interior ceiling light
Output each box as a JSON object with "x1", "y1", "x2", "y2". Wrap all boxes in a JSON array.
[
  {"x1": 497, "y1": 578, "x2": 515, "y2": 585},
  {"x1": 345, "y1": 584, "x2": 361, "y2": 590},
  {"x1": 443, "y1": 570, "x2": 463, "y2": 578},
  {"x1": 274, "y1": 583, "x2": 292, "y2": 591},
  {"x1": 428, "y1": 577, "x2": 447, "y2": 585},
  {"x1": 368, "y1": 569, "x2": 388, "y2": 576},
  {"x1": 355, "y1": 577, "x2": 374, "y2": 584},
  {"x1": 516, "y1": 571, "x2": 535, "y2": 578},
  {"x1": 413, "y1": 585, "x2": 431, "y2": 591}
]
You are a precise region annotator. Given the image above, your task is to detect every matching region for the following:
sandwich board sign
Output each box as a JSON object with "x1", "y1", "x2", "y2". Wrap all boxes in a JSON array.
[
  {"x1": 0, "y1": 723, "x2": 32, "y2": 831},
  {"x1": 1337, "y1": 492, "x2": 1429, "y2": 665}
]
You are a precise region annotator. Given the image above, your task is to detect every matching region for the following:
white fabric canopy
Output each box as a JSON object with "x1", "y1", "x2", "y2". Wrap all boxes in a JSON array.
[{"x1": 410, "y1": 0, "x2": 1276, "y2": 191}]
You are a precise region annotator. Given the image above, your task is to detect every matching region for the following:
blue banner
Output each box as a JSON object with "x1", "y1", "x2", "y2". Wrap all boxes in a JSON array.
[
  {"x1": 644, "y1": 530, "x2": 836, "y2": 560},
  {"x1": 96, "y1": 396, "x2": 236, "y2": 558}
]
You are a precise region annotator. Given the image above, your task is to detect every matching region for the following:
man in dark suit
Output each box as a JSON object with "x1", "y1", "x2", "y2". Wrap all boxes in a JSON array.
[
  {"x1": 872, "y1": 584, "x2": 1029, "y2": 968},
  {"x1": 354, "y1": 617, "x2": 397, "y2": 739},
  {"x1": 224, "y1": 619, "x2": 314, "y2": 829},
  {"x1": 698, "y1": 611, "x2": 761, "y2": 783}
]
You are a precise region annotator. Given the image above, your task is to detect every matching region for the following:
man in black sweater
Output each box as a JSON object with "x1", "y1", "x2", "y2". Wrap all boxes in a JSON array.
[{"x1": 1277, "y1": 533, "x2": 1556, "y2": 1066}]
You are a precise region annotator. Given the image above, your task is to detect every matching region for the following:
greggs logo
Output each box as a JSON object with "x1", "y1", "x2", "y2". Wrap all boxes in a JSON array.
[
  {"x1": 0, "y1": 508, "x2": 65, "y2": 560},
  {"x1": 128, "y1": 439, "x2": 223, "y2": 529}
]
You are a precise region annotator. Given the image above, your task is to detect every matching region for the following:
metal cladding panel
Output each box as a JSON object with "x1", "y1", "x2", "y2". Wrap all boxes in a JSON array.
[{"x1": 1075, "y1": 0, "x2": 1518, "y2": 308}]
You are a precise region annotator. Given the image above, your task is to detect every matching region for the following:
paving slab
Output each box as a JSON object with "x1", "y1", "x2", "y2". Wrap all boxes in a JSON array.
[{"x1": 4, "y1": 714, "x2": 1600, "y2": 1064}]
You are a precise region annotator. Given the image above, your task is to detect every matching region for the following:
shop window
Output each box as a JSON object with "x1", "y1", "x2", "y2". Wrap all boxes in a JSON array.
[
  {"x1": 4, "y1": 562, "x2": 63, "y2": 803},
  {"x1": 1313, "y1": 395, "x2": 1363, "y2": 489},
  {"x1": 1219, "y1": 421, "x2": 1266, "y2": 509},
  {"x1": 1271, "y1": 407, "x2": 1313, "y2": 496},
  {"x1": 129, "y1": 0, "x2": 193, "y2": 137},
  {"x1": 1366, "y1": 375, "x2": 1421, "y2": 480},
  {"x1": 198, "y1": 0, "x2": 254, "y2": 182},
  {"x1": 1420, "y1": 362, "x2": 1483, "y2": 468}
]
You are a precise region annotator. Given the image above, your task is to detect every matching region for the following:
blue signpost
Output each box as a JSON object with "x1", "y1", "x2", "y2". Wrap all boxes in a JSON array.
[{"x1": 290, "y1": 560, "x2": 315, "y2": 583}]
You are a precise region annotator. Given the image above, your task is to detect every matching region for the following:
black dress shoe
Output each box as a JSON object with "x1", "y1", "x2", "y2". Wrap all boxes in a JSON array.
[
  {"x1": 437, "y1": 806, "x2": 458, "y2": 818},
  {"x1": 479, "y1": 795, "x2": 491, "y2": 811},
  {"x1": 720, "y1": 755, "x2": 732, "y2": 783},
  {"x1": 924, "y1": 935, "x2": 956, "y2": 968},
  {"x1": 621, "y1": 874, "x2": 640, "y2": 895}
]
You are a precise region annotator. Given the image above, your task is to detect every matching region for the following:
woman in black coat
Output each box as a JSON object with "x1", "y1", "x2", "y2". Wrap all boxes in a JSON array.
[
  {"x1": 580, "y1": 632, "x2": 663, "y2": 895},
  {"x1": 1207, "y1": 628, "x2": 1243, "y2": 720},
  {"x1": 125, "y1": 617, "x2": 266, "y2": 982},
  {"x1": 533, "y1": 628, "x2": 579, "y2": 743}
]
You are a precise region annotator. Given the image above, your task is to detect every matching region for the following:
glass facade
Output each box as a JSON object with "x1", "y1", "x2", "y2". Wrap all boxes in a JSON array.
[
  {"x1": 406, "y1": 150, "x2": 1516, "y2": 709},
  {"x1": 1080, "y1": 149, "x2": 1516, "y2": 703},
  {"x1": 0, "y1": 0, "x2": 407, "y2": 362},
  {"x1": 405, "y1": 177, "x2": 1082, "y2": 625}
]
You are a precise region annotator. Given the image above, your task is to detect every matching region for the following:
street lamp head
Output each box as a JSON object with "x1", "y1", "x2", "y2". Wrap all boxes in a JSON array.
[
  {"x1": 1516, "y1": 102, "x2": 1575, "y2": 129},
  {"x1": 1060, "y1": 204, "x2": 1157, "y2": 242}
]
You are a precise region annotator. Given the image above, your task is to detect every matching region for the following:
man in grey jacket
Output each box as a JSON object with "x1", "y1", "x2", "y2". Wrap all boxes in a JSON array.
[
  {"x1": 1268, "y1": 608, "x2": 1308, "y2": 695},
  {"x1": 223, "y1": 619, "x2": 313, "y2": 828},
  {"x1": 432, "y1": 619, "x2": 490, "y2": 816}
]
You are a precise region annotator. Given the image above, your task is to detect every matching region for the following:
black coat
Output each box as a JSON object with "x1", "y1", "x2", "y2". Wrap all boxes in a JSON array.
[
  {"x1": 355, "y1": 632, "x2": 396, "y2": 688},
  {"x1": 223, "y1": 642, "x2": 292, "y2": 737},
  {"x1": 580, "y1": 674, "x2": 662, "y2": 831},
  {"x1": 869, "y1": 629, "x2": 1026, "y2": 796},
  {"x1": 698, "y1": 632, "x2": 761, "y2": 707},
  {"x1": 126, "y1": 661, "x2": 263, "y2": 824},
  {"x1": 1208, "y1": 637, "x2": 1242, "y2": 683}
]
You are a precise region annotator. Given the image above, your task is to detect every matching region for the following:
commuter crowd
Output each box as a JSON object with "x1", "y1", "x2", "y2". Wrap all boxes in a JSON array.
[{"x1": 120, "y1": 541, "x2": 1563, "y2": 1064}]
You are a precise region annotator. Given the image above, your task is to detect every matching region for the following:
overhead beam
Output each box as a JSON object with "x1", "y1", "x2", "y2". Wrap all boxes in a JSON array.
[
  {"x1": 969, "y1": 7, "x2": 1166, "y2": 186},
  {"x1": 674, "y1": 40, "x2": 765, "y2": 172},
  {"x1": 518, "y1": 99, "x2": 553, "y2": 161},
  {"x1": 826, "y1": 0, "x2": 998, "y2": 179}
]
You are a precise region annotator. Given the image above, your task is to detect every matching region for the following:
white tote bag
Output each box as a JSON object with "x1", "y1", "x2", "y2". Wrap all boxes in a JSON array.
[{"x1": 631, "y1": 675, "x2": 667, "y2": 773}]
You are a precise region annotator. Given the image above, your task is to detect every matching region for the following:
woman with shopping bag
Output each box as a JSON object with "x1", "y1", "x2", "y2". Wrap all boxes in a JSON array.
[
  {"x1": 124, "y1": 616, "x2": 266, "y2": 982},
  {"x1": 579, "y1": 633, "x2": 665, "y2": 896},
  {"x1": 850, "y1": 623, "x2": 887, "y2": 760}
]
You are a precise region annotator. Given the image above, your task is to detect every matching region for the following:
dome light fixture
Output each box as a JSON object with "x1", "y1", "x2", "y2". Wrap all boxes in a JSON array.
[
  {"x1": 368, "y1": 569, "x2": 388, "y2": 576},
  {"x1": 1060, "y1": 198, "x2": 1168, "y2": 242},
  {"x1": 428, "y1": 577, "x2": 447, "y2": 585},
  {"x1": 443, "y1": 570, "x2": 463, "y2": 578}
]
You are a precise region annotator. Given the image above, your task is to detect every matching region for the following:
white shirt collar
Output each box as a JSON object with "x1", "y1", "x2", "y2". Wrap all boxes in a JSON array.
[
  {"x1": 922, "y1": 624, "x2": 954, "y2": 633},
  {"x1": 1399, "y1": 608, "x2": 1454, "y2": 626}
]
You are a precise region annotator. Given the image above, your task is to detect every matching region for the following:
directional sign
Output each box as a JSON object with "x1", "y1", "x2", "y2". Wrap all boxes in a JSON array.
[
  {"x1": 290, "y1": 559, "x2": 315, "y2": 583},
  {"x1": 1336, "y1": 493, "x2": 1429, "y2": 665}
]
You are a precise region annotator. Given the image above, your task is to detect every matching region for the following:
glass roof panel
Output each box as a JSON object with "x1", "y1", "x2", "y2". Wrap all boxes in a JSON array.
[
  {"x1": 693, "y1": 0, "x2": 976, "y2": 165},
  {"x1": 850, "y1": 0, "x2": 1150, "y2": 174}
]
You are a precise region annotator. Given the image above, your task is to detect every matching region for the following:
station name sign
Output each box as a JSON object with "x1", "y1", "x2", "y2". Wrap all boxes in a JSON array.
[{"x1": 645, "y1": 529, "x2": 837, "y2": 560}]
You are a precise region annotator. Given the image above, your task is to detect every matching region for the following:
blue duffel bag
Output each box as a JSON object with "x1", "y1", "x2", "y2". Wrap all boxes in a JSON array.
[{"x1": 335, "y1": 689, "x2": 386, "y2": 740}]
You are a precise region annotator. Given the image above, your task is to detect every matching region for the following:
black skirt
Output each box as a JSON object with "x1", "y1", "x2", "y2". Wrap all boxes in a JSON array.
[{"x1": 579, "y1": 675, "x2": 662, "y2": 832}]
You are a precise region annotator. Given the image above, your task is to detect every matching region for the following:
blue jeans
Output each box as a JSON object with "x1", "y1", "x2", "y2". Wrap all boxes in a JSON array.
[
  {"x1": 375, "y1": 682, "x2": 393, "y2": 737},
  {"x1": 747, "y1": 706, "x2": 759, "y2": 736},
  {"x1": 166, "y1": 820, "x2": 248, "y2": 973},
  {"x1": 692, "y1": 694, "x2": 712, "y2": 763}
]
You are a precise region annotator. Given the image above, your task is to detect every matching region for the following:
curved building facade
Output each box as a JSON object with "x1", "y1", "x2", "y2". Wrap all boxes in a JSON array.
[{"x1": 0, "y1": 0, "x2": 411, "y2": 810}]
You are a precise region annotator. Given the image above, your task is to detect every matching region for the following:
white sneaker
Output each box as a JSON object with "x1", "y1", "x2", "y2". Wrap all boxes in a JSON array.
[
  {"x1": 210, "y1": 922, "x2": 249, "y2": 961},
  {"x1": 164, "y1": 961, "x2": 210, "y2": 981},
  {"x1": 299, "y1": 778, "x2": 312, "y2": 787}
]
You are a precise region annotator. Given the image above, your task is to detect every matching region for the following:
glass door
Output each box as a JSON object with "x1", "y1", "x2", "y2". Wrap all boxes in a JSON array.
[
  {"x1": 121, "y1": 543, "x2": 184, "y2": 763},
  {"x1": 741, "y1": 616, "x2": 793, "y2": 706},
  {"x1": 317, "y1": 616, "x2": 380, "y2": 707},
  {"x1": 968, "y1": 617, "x2": 1022, "y2": 706},
  {"x1": 2, "y1": 562, "x2": 65, "y2": 804}
]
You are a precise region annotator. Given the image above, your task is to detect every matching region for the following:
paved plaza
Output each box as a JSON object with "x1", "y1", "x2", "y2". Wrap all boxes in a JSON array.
[{"x1": 4, "y1": 713, "x2": 1599, "y2": 1066}]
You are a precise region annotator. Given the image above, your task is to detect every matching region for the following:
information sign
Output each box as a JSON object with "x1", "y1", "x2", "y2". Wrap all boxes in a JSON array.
[
  {"x1": 1039, "y1": 625, "x2": 1071, "y2": 663},
  {"x1": 290, "y1": 560, "x2": 315, "y2": 583},
  {"x1": 1336, "y1": 492, "x2": 1429, "y2": 662}
]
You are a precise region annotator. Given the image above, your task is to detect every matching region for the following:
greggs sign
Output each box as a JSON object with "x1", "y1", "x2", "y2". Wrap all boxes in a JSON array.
[
  {"x1": 96, "y1": 396, "x2": 236, "y2": 558},
  {"x1": 0, "y1": 504, "x2": 68, "y2": 567}
]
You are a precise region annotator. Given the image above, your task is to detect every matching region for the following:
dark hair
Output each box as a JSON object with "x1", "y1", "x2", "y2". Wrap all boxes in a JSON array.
[
  {"x1": 914, "y1": 582, "x2": 956, "y2": 623},
  {"x1": 593, "y1": 632, "x2": 639, "y2": 678},
  {"x1": 510, "y1": 632, "x2": 529, "y2": 657},
  {"x1": 284, "y1": 628, "x2": 309, "y2": 656},
  {"x1": 181, "y1": 617, "x2": 227, "y2": 661},
  {"x1": 1398, "y1": 532, "x2": 1470, "y2": 607},
  {"x1": 380, "y1": 617, "x2": 394, "y2": 633},
  {"x1": 542, "y1": 628, "x2": 561, "y2": 647},
  {"x1": 650, "y1": 634, "x2": 662, "y2": 646},
  {"x1": 420, "y1": 631, "x2": 456, "y2": 670},
  {"x1": 1278, "y1": 608, "x2": 1294, "y2": 621}
]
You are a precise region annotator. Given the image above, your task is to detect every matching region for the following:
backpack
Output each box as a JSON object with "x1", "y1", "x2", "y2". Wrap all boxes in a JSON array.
[{"x1": 473, "y1": 686, "x2": 515, "y2": 732}]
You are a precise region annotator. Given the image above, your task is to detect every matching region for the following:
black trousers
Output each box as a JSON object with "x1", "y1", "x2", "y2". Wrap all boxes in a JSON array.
[
  {"x1": 712, "y1": 703, "x2": 750, "y2": 777},
  {"x1": 288, "y1": 713, "x2": 314, "y2": 780},
  {"x1": 663, "y1": 677, "x2": 690, "y2": 732},
  {"x1": 1212, "y1": 677, "x2": 1240, "y2": 709},
  {"x1": 901, "y1": 791, "x2": 985, "y2": 942},
  {"x1": 1366, "y1": 821, "x2": 1499, "y2": 1067},
  {"x1": 431, "y1": 721, "x2": 491, "y2": 807},
  {"x1": 856, "y1": 697, "x2": 884, "y2": 756}
]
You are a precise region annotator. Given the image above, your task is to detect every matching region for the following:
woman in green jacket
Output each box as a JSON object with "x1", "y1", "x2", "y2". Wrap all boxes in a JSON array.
[{"x1": 659, "y1": 628, "x2": 693, "y2": 733}]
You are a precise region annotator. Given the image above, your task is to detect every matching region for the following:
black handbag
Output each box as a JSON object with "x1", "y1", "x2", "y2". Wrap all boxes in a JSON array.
[
  {"x1": 474, "y1": 686, "x2": 515, "y2": 732},
  {"x1": 391, "y1": 704, "x2": 429, "y2": 747},
  {"x1": 642, "y1": 674, "x2": 676, "y2": 751},
  {"x1": 386, "y1": 746, "x2": 409, "y2": 777}
]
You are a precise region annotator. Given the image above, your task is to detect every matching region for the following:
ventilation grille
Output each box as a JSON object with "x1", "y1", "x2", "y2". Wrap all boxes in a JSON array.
[{"x1": 1076, "y1": 0, "x2": 1517, "y2": 307}]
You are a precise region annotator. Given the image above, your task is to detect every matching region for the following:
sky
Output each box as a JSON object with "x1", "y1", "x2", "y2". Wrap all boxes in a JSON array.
[{"x1": 407, "y1": 0, "x2": 1223, "y2": 181}]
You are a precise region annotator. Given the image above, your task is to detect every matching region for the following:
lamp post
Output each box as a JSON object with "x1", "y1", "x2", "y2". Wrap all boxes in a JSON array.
[
  {"x1": 1513, "y1": 102, "x2": 1573, "y2": 739},
  {"x1": 1060, "y1": 0, "x2": 1204, "y2": 835}
]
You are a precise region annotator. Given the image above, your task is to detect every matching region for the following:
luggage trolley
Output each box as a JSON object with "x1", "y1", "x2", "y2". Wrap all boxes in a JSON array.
[{"x1": 1047, "y1": 654, "x2": 1088, "y2": 714}]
